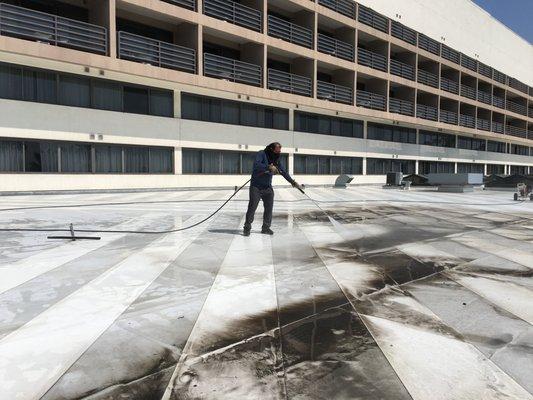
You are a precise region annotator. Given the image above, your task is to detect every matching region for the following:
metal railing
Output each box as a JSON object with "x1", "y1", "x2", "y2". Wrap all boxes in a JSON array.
[
  {"x1": 439, "y1": 109, "x2": 458, "y2": 125},
  {"x1": 508, "y1": 78, "x2": 528, "y2": 94},
  {"x1": 440, "y1": 77, "x2": 459, "y2": 94},
  {"x1": 506, "y1": 99, "x2": 527, "y2": 116},
  {"x1": 529, "y1": 108, "x2": 533, "y2": 118},
  {"x1": 317, "y1": 0, "x2": 355, "y2": 19},
  {"x1": 390, "y1": 58, "x2": 415, "y2": 80},
  {"x1": 477, "y1": 90, "x2": 492, "y2": 105},
  {"x1": 268, "y1": 14, "x2": 313, "y2": 49},
  {"x1": 491, "y1": 121, "x2": 504, "y2": 134},
  {"x1": 478, "y1": 62, "x2": 492, "y2": 78},
  {"x1": 390, "y1": 20, "x2": 416, "y2": 45},
  {"x1": 459, "y1": 114, "x2": 475, "y2": 129},
  {"x1": 117, "y1": 32, "x2": 196, "y2": 73},
  {"x1": 317, "y1": 33, "x2": 354, "y2": 61},
  {"x1": 204, "y1": 53, "x2": 262, "y2": 86},
  {"x1": 161, "y1": 0, "x2": 196, "y2": 10},
  {"x1": 268, "y1": 69, "x2": 312, "y2": 97},
  {"x1": 477, "y1": 118, "x2": 490, "y2": 131},
  {"x1": 416, "y1": 104, "x2": 438, "y2": 121},
  {"x1": 357, "y1": 47, "x2": 387, "y2": 72},
  {"x1": 356, "y1": 90, "x2": 386, "y2": 111},
  {"x1": 389, "y1": 97, "x2": 414, "y2": 116},
  {"x1": 358, "y1": 5, "x2": 388, "y2": 33},
  {"x1": 441, "y1": 45, "x2": 460, "y2": 64},
  {"x1": 418, "y1": 34, "x2": 440, "y2": 55},
  {"x1": 506, "y1": 125, "x2": 527, "y2": 139},
  {"x1": 460, "y1": 84, "x2": 477, "y2": 100},
  {"x1": 493, "y1": 69, "x2": 507, "y2": 85},
  {"x1": 317, "y1": 81, "x2": 353, "y2": 104},
  {"x1": 492, "y1": 95, "x2": 505, "y2": 109},
  {"x1": 0, "y1": 3, "x2": 107, "y2": 55},
  {"x1": 203, "y1": 0, "x2": 262, "y2": 32},
  {"x1": 461, "y1": 54, "x2": 477, "y2": 72},
  {"x1": 417, "y1": 69, "x2": 438, "y2": 88}
]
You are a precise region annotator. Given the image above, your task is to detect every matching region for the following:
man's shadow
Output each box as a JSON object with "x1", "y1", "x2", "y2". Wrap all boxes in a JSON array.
[{"x1": 208, "y1": 229, "x2": 245, "y2": 236}]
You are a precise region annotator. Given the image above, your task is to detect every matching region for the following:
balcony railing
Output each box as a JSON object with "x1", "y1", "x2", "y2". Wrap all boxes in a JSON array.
[
  {"x1": 390, "y1": 59, "x2": 415, "y2": 81},
  {"x1": 529, "y1": 108, "x2": 533, "y2": 118},
  {"x1": 477, "y1": 90, "x2": 492, "y2": 105},
  {"x1": 461, "y1": 54, "x2": 477, "y2": 72},
  {"x1": 268, "y1": 69, "x2": 312, "y2": 97},
  {"x1": 508, "y1": 78, "x2": 528, "y2": 94},
  {"x1": 417, "y1": 69, "x2": 438, "y2": 88},
  {"x1": 317, "y1": 33, "x2": 354, "y2": 61},
  {"x1": 460, "y1": 84, "x2": 477, "y2": 100},
  {"x1": 441, "y1": 45, "x2": 460, "y2": 64},
  {"x1": 440, "y1": 77, "x2": 459, "y2": 94},
  {"x1": 418, "y1": 34, "x2": 440, "y2": 55},
  {"x1": 357, "y1": 47, "x2": 387, "y2": 72},
  {"x1": 492, "y1": 121, "x2": 504, "y2": 134},
  {"x1": 493, "y1": 69, "x2": 506, "y2": 85},
  {"x1": 203, "y1": 0, "x2": 262, "y2": 32},
  {"x1": 390, "y1": 21, "x2": 416, "y2": 45},
  {"x1": 268, "y1": 14, "x2": 313, "y2": 49},
  {"x1": 506, "y1": 100, "x2": 527, "y2": 116},
  {"x1": 317, "y1": 81, "x2": 353, "y2": 104},
  {"x1": 356, "y1": 90, "x2": 386, "y2": 111},
  {"x1": 477, "y1": 118, "x2": 490, "y2": 131},
  {"x1": 0, "y1": 3, "x2": 107, "y2": 55},
  {"x1": 204, "y1": 53, "x2": 262, "y2": 87},
  {"x1": 317, "y1": 0, "x2": 355, "y2": 19},
  {"x1": 492, "y1": 95, "x2": 505, "y2": 109},
  {"x1": 389, "y1": 97, "x2": 414, "y2": 116},
  {"x1": 161, "y1": 0, "x2": 196, "y2": 10},
  {"x1": 478, "y1": 62, "x2": 492, "y2": 79},
  {"x1": 460, "y1": 114, "x2": 475, "y2": 129},
  {"x1": 358, "y1": 5, "x2": 388, "y2": 33},
  {"x1": 506, "y1": 125, "x2": 527, "y2": 139},
  {"x1": 439, "y1": 109, "x2": 458, "y2": 125},
  {"x1": 416, "y1": 104, "x2": 438, "y2": 121},
  {"x1": 117, "y1": 32, "x2": 196, "y2": 73}
]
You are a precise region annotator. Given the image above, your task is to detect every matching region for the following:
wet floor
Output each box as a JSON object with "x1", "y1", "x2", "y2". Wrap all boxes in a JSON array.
[{"x1": 0, "y1": 186, "x2": 532, "y2": 400}]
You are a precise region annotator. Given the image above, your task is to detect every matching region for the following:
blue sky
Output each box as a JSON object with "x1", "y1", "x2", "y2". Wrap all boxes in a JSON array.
[{"x1": 472, "y1": 0, "x2": 533, "y2": 44}]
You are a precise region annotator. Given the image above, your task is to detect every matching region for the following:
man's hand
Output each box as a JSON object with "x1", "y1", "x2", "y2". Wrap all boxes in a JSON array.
[
  {"x1": 292, "y1": 181, "x2": 303, "y2": 191},
  {"x1": 268, "y1": 164, "x2": 279, "y2": 175}
]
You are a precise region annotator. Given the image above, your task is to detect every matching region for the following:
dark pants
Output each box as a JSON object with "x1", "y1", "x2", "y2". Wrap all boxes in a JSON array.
[{"x1": 244, "y1": 186, "x2": 274, "y2": 230}]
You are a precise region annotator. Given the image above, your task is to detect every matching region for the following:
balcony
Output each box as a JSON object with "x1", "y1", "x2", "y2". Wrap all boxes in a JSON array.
[
  {"x1": 317, "y1": 81, "x2": 353, "y2": 104},
  {"x1": 204, "y1": 53, "x2": 262, "y2": 86},
  {"x1": 390, "y1": 21, "x2": 416, "y2": 46},
  {"x1": 508, "y1": 78, "x2": 528, "y2": 94},
  {"x1": 0, "y1": 3, "x2": 107, "y2": 55},
  {"x1": 268, "y1": 15, "x2": 313, "y2": 49},
  {"x1": 358, "y1": 5, "x2": 388, "y2": 33},
  {"x1": 493, "y1": 70, "x2": 506, "y2": 85},
  {"x1": 117, "y1": 32, "x2": 196, "y2": 73},
  {"x1": 390, "y1": 59, "x2": 415, "y2": 81},
  {"x1": 317, "y1": 0, "x2": 355, "y2": 19},
  {"x1": 477, "y1": 90, "x2": 492, "y2": 105},
  {"x1": 416, "y1": 104, "x2": 438, "y2": 121},
  {"x1": 357, "y1": 47, "x2": 387, "y2": 72},
  {"x1": 460, "y1": 54, "x2": 477, "y2": 72},
  {"x1": 478, "y1": 62, "x2": 492, "y2": 79},
  {"x1": 317, "y1": 33, "x2": 354, "y2": 61},
  {"x1": 506, "y1": 100, "x2": 527, "y2": 116},
  {"x1": 417, "y1": 69, "x2": 438, "y2": 88},
  {"x1": 492, "y1": 95, "x2": 505, "y2": 109},
  {"x1": 203, "y1": 0, "x2": 262, "y2": 32},
  {"x1": 477, "y1": 118, "x2": 490, "y2": 131},
  {"x1": 506, "y1": 125, "x2": 527, "y2": 139},
  {"x1": 161, "y1": 0, "x2": 196, "y2": 10},
  {"x1": 268, "y1": 69, "x2": 312, "y2": 97},
  {"x1": 441, "y1": 45, "x2": 460, "y2": 64},
  {"x1": 440, "y1": 77, "x2": 459, "y2": 94},
  {"x1": 389, "y1": 97, "x2": 414, "y2": 116},
  {"x1": 356, "y1": 90, "x2": 386, "y2": 111},
  {"x1": 459, "y1": 114, "x2": 475, "y2": 129},
  {"x1": 529, "y1": 108, "x2": 533, "y2": 118},
  {"x1": 460, "y1": 84, "x2": 477, "y2": 100},
  {"x1": 418, "y1": 34, "x2": 440, "y2": 55},
  {"x1": 492, "y1": 121, "x2": 504, "y2": 134},
  {"x1": 439, "y1": 109, "x2": 458, "y2": 125}
]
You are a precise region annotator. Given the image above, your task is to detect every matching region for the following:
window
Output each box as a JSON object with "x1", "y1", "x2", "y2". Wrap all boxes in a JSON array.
[
  {"x1": 95, "y1": 145, "x2": 122, "y2": 173},
  {"x1": 0, "y1": 140, "x2": 23, "y2": 172},
  {"x1": 419, "y1": 161, "x2": 454, "y2": 174},
  {"x1": 23, "y1": 69, "x2": 57, "y2": 103},
  {"x1": 0, "y1": 64, "x2": 23, "y2": 100},
  {"x1": 510, "y1": 144, "x2": 529, "y2": 156},
  {"x1": 457, "y1": 163, "x2": 484, "y2": 173},
  {"x1": 92, "y1": 80, "x2": 122, "y2": 111},
  {"x1": 419, "y1": 130, "x2": 456, "y2": 148},
  {"x1": 457, "y1": 136, "x2": 486, "y2": 151},
  {"x1": 181, "y1": 93, "x2": 289, "y2": 130},
  {"x1": 123, "y1": 86, "x2": 149, "y2": 115},
  {"x1": 24, "y1": 141, "x2": 59, "y2": 172},
  {"x1": 510, "y1": 165, "x2": 528, "y2": 175},
  {"x1": 125, "y1": 146, "x2": 149, "y2": 173},
  {"x1": 367, "y1": 123, "x2": 416, "y2": 144},
  {"x1": 61, "y1": 143, "x2": 91, "y2": 172},
  {"x1": 366, "y1": 158, "x2": 416, "y2": 175},
  {"x1": 294, "y1": 155, "x2": 362, "y2": 175},
  {"x1": 487, "y1": 141, "x2": 507, "y2": 154},
  {"x1": 59, "y1": 75, "x2": 91, "y2": 107},
  {"x1": 149, "y1": 147, "x2": 173, "y2": 173},
  {"x1": 150, "y1": 89, "x2": 173, "y2": 117},
  {"x1": 487, "y1": 164, "x2": 505, "y2": 175},
  {"x1": 295, "y1": 112, "x2": 363, "y2": 138}
]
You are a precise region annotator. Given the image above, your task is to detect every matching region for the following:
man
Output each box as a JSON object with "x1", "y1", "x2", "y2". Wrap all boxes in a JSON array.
[{"x1": 244, "y1": 142, "x2": 301, "y2": 236}]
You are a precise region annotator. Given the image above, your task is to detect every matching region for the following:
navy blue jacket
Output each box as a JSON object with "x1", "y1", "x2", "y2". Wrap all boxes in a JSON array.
[{"x1": 250, "y1": 150, "x2": 294, "y2": 189}]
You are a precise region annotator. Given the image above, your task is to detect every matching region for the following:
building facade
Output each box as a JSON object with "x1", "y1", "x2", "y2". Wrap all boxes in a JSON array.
[{"x1": 0, "y1": 0, "x2": 532, "y2": 192}]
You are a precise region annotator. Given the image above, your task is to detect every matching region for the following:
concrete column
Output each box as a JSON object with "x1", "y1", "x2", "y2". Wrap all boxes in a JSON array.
[
  {"x1": 289, "y1": 108, "x2": 295, "y2": 131},
  {"x1": 415, "y1": 160, "x2": 419, "y2": 174},
  {"x1": 483, "y1": 163, "x2": 487, "y2": 175},
  {"x1": 454, "y1": 162, "x2": 458, "y2": 173},
  {"x1": 197, "y1": 25, "x2": 204, "y2": 78},
  {"x1": 174, "y1": 147, "x2": 182, "y2": 175},
  {"x1": 88, "y1": 0, "x2": 116, "y2": 58},
  {"x1": 362, "y1": 157, "x2": 367, "y2": 175},
  {"x1": 363, "y1": 120, "x2": 368, "y2": 139},
  {"x1": 174, "y1": 90, "x2": 181, "y2": 119},
  {"x1": 288, "y1": 153, "x2": 294, "y2": 175}
]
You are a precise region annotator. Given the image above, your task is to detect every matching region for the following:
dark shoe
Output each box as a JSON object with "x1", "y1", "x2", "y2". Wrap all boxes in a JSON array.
[
  {"x1": 243, "y1": 228, "x2": 251, "y2": 237},
  {"x1": 261, "y1": 227, "x2": 274, "y2": 235}
]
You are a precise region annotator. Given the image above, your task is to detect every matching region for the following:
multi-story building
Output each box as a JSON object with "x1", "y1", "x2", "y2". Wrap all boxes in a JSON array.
[{"x1": 0, "y1": 0, "x2": 531, "y2": 191}]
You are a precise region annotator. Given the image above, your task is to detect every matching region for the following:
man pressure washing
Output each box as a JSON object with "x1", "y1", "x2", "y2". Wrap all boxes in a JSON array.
[{"x1": 244, "y1": 142, "x2": 301, "y2": 236}]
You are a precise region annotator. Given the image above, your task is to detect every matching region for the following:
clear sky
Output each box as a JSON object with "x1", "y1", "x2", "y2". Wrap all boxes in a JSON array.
[{"x1": 472, "y1": 0, "x2": 533, "y2": 44}]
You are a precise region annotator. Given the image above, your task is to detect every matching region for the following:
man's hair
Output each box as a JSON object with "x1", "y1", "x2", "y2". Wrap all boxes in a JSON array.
[{"x1": 265, "y1": 142, "x2": 282, "y2": 163}]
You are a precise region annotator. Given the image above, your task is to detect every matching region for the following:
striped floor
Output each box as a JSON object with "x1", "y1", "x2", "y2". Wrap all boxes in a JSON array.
[{"x1": 0, "y1": 186, "x2": 532, "y2": 400}]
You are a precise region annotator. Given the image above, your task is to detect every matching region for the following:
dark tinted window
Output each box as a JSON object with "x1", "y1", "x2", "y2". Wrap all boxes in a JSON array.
[
  {"x1": 125, "y1": 146, "x2": 149, "y2": 173},
  {"x1": 457, "y1": 136, "x2": 486, "y2": 151},
  {"x1": 295, "y1": 112, "x2": 363, "y2": 138},
  {"x1": 95, "y1": 145, "x2": 122, "y2": 173},
  {"x1": 367, "y1": 123, "x2": 416, "y2": 144},
  {"x1": 419, "y1": 161, "x2": 455, "y2": 174},
  {"x1": 24, "y1": 141, "x2": 59, "y2": 172},
  {"x1": 0, "y1": 140, "x2": 23, "y2": 172},
  {"x1": 59, "y1": 75, "x2": 90, "y2": 107},
  {"x1": 419, "y1": 130, "x2": 456, "y2": 148},
  {"x1": 457, "y1": 163, "x2": 484, "y2": 173},
  {"x1": 294, "y1": 155, "x2": 362, "y2": 175},
  {"x1": 92, "y1": 80, "x2": 122, "y2": 111},
  {"x1": 0, "y1": 63, "x2": 22, "y2": 100},
  {"x1": 150, "y1": 89, "x2": 173, "y2": 117},
  {"x1": 61, "y1": 143, "x2": 91, "y2": 172},
  {"x1": 366, "y1": 158, "x2": 416, "y2": 175},
  {"x1": 23, "y1": 69, "x2": 57, "y2": 103},
  {"x1": 487, "y1": 141, "x2": 506, "y2": 153},
  {"x1": 124, "y1": 86, "x2": 149, "y2": 115}
]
